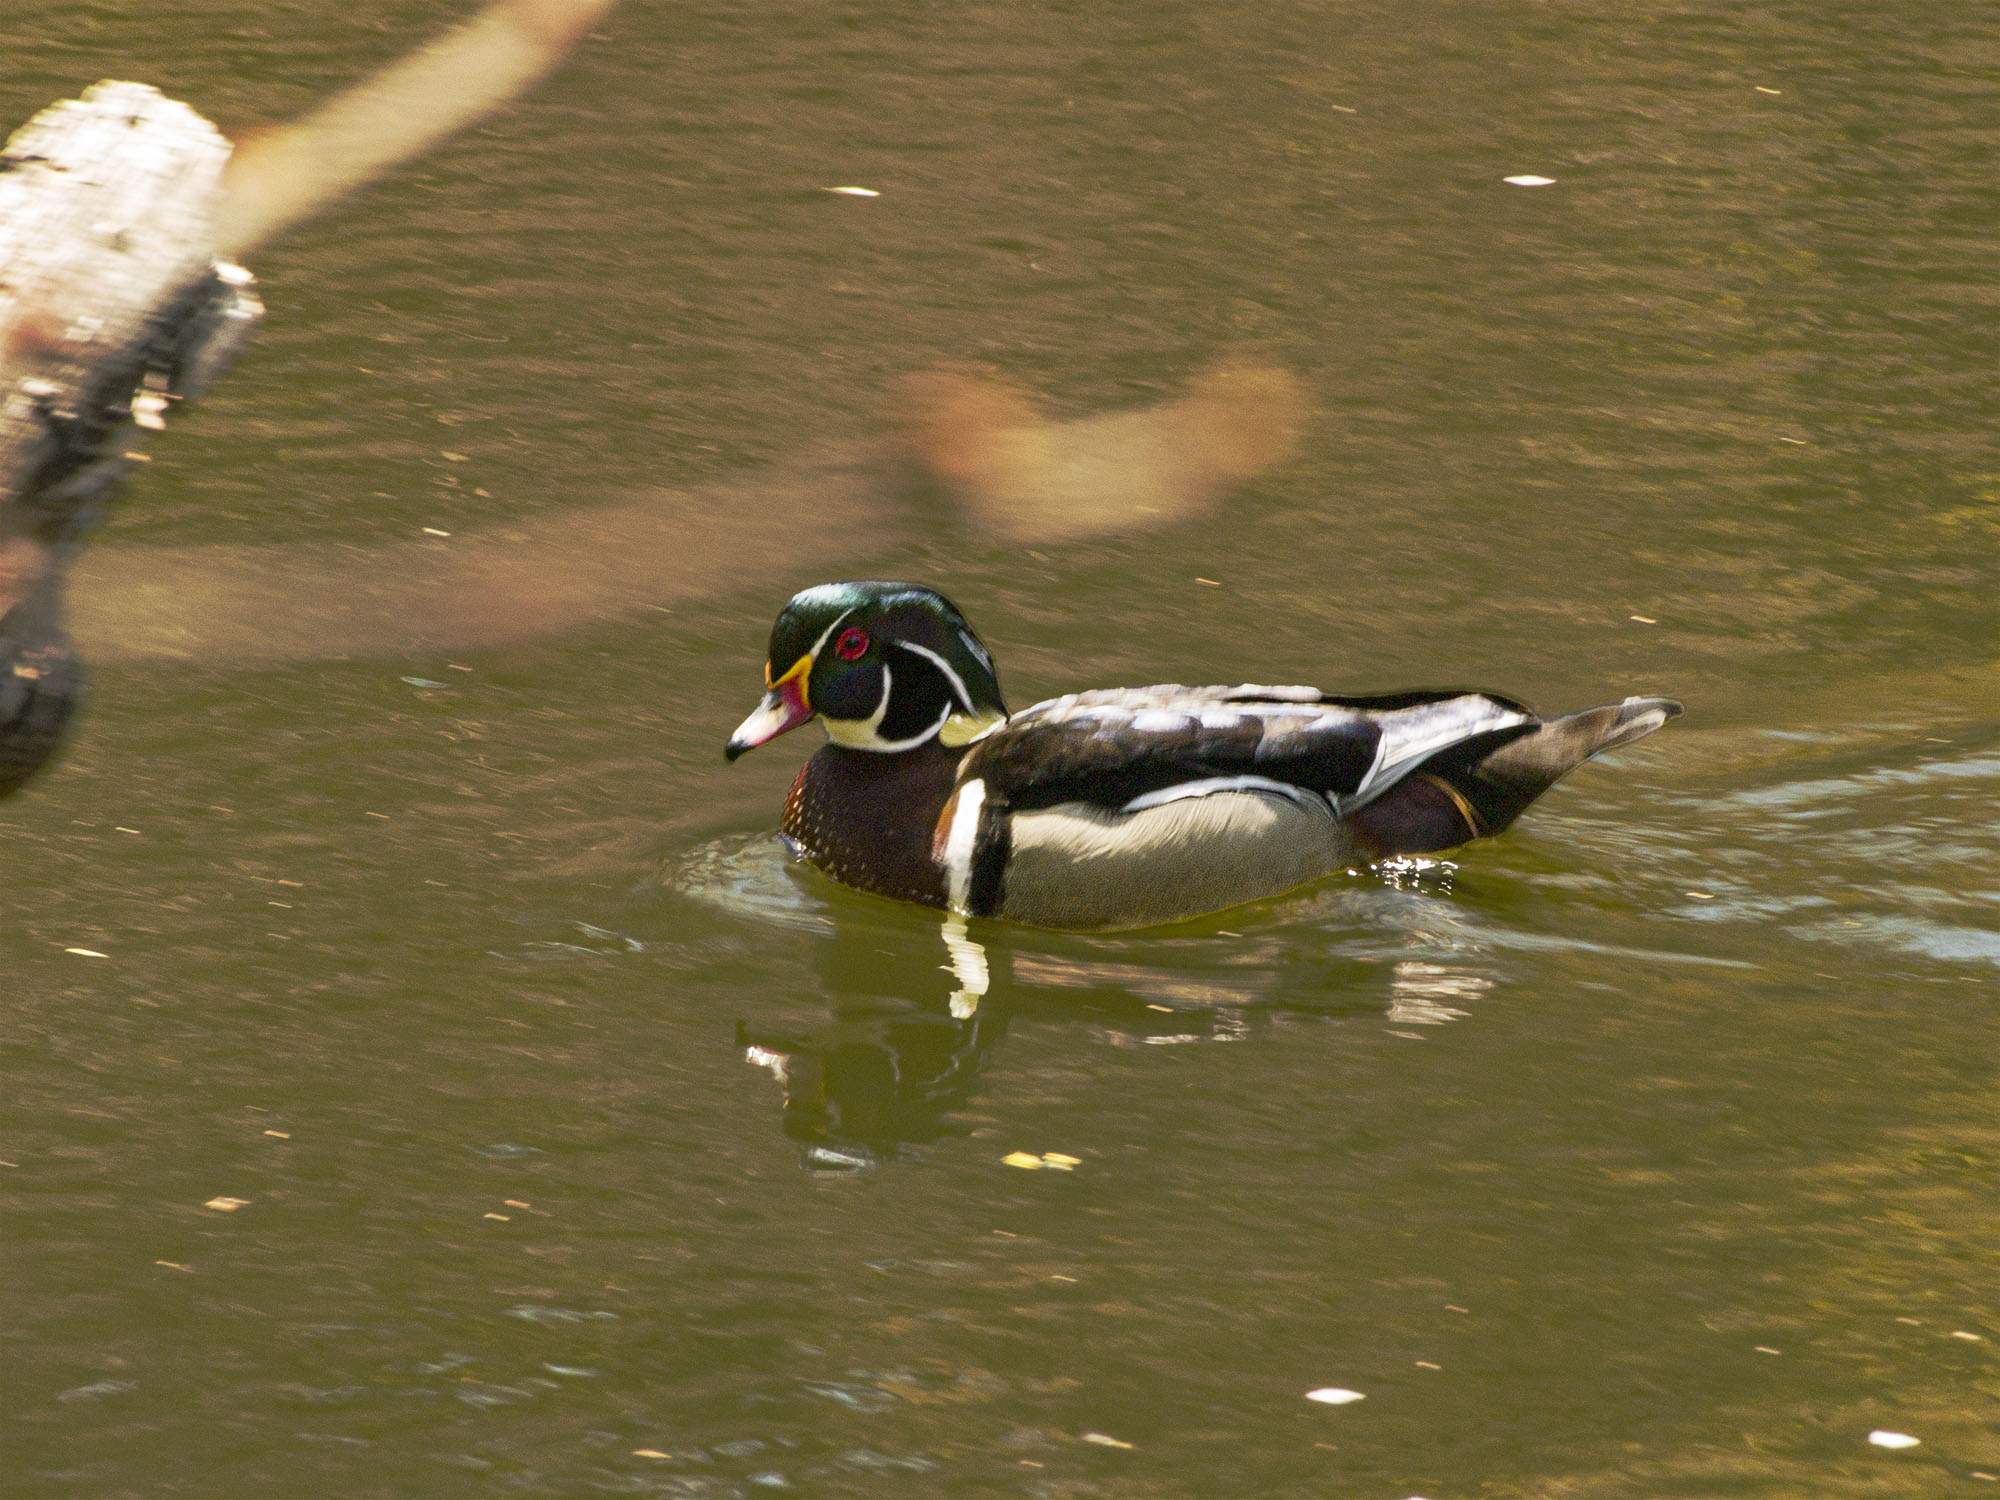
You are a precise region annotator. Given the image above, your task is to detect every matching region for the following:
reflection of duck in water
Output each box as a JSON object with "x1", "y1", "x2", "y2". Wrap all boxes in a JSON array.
[
  {"x1": 734, "y1": 919, "x2": 1296, "y2": 1167},
  {"x1": 738, "y1": 996, "x2": 1005, "y2": 1167},
  {"x1": 733, "y1": 894, "x2": 1007, "y2": 1166},
  {"x1": 725, "y1": 581, "x2": 1682, "y2": 930}
]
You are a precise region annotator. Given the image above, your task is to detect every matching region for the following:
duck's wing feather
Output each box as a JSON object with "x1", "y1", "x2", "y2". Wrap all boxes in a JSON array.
[{"x1": 960, "y1": 685, "x2": 1540, "y2": 816}]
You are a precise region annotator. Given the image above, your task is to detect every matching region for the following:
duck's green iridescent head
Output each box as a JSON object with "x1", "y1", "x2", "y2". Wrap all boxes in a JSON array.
[{"x1": 724, "y1": 581, "x2": 1009, "y2": 760}]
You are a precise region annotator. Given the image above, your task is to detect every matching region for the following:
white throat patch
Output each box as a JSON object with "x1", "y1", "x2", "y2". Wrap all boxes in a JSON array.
[{"x1": 822, "y1": 664, "x2": 954, "y2": 752}]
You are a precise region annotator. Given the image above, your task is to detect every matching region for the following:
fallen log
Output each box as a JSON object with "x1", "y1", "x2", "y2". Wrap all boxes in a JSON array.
[
  {"x1": 0, "y1": 82, "x2": 261, "y2": 793},
  {"x1": 0, "y1": 0, "x2": 618, "y2": 795}
]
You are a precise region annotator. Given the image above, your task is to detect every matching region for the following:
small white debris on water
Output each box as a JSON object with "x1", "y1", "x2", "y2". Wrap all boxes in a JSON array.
[
  {"x1": 64, "y1": 947, "x2": 107, "y2": 958},
  {"x1": 1951, "y1": 1330, "x2": 1984, "y2": 1341},
  {"x1": 1305, "y1": 1387, "x2": 1365, "y2": 1405},
  {"x1": 1868, "y1": 1430, "x2": 1921, "y2": 1449},
  {"x1": 1082, "y1": 1432, "x2": 1133, "y2": 1449},
  {"x1": 203, "y1": 1197, "x2": 249, "y2": 1212},
  {"x1": 422, "y1": 527, "x2": 451, "y2": 537},
  {"x1": 1504, "y1": 175, "x2": 1555, "y2": 186},
  {"x1": 826, "y1": 186, "x2": 879, "y2": 196},
  {"x1": 1629, "y1": 614, "x2": 1657, "y2": 624},
  {"x1": 1756, "y1": 86, "x2": 1783, "y2": 94}
]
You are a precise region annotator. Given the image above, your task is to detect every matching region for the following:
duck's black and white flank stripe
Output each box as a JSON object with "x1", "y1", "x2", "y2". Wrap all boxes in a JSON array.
[{"x1": 727, "y1": 581, "x2": 1681, "y2": 930}]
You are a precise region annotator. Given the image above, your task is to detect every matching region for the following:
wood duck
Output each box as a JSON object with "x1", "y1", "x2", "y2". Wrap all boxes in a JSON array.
[{"x1": 726, "y1": 581, "x2": 1682, "y2": 931}]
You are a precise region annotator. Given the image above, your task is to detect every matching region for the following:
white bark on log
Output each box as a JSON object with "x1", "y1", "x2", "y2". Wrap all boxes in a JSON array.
[
  {"x1": 0, "y1": 82, "x2": 257, "y2": 527},
  {"x1": 0, "y1": 81, "x2": 261, "y2": 793}
]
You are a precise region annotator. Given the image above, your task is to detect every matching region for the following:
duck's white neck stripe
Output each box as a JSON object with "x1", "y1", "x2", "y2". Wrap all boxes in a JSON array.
[
  {"x1": 941, "y1": 777, "x2": 987, "y2": 914},
  {"x1": 802, "y1": 608, "x2": 857, "y2": 668}
]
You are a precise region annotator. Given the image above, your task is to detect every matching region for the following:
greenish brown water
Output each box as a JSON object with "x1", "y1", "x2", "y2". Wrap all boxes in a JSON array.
[{"x1": 4, "y1": 3, "x2": 1998, "y2": 1496}]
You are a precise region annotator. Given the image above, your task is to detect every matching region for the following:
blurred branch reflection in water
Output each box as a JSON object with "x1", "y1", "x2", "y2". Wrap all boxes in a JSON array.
[
  {"x1": 217, "y1": 0, "x2": 625, "y2": 260},
  {"x1": 71, "y1": 361, "x2": 1303, "y2": 664}
]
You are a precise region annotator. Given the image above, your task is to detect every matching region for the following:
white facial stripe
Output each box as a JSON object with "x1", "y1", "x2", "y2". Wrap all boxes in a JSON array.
[
  {"x1": 803, "y1": 607, "x2": 858, "y2": 667},
  {"x1": 821, "y1": 663, "x2": 954, "y2": 752},
  {"x1": 874, "y1": 700, "x2": 954, "y2": 751},
  {"x1": 957, "y1": 627, "x2": 993, "y2": 675},
  {"x1": 894, "y1": 640, "x2": 975, "y2": 712},
  {"x1": 772, "y1": 605, "x2": 860, "y2": 686}
]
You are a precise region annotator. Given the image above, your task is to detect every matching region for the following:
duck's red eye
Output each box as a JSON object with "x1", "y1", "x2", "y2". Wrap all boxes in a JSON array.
[{"x1": 834, "y1": 627, "x2": 869, "y2": 661}]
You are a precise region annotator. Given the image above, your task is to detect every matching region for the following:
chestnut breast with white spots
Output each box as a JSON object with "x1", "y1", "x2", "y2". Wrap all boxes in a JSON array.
[{"x1": 781, "y1": 740, "x2": 962, "y2": 908}]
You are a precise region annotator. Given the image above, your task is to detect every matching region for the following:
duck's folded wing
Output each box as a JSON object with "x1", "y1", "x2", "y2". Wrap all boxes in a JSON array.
[{"x1": 960, "y1": 685, "x2": 1540, "y2": 816}]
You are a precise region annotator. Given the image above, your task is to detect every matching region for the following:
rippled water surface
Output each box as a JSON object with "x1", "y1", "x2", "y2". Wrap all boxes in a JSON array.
[{"x1": 4, "y1": 3, "x2": 1997, "y2": 1496}]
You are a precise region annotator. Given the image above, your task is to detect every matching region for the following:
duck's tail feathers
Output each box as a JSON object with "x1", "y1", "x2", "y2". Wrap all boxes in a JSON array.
[
  {"x1": 1456, "y1": 695, "x2": 1682, "y2": 835},
  {"x1": 1346, "y1": 696, "x2": 1681, "y2": 857}
]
